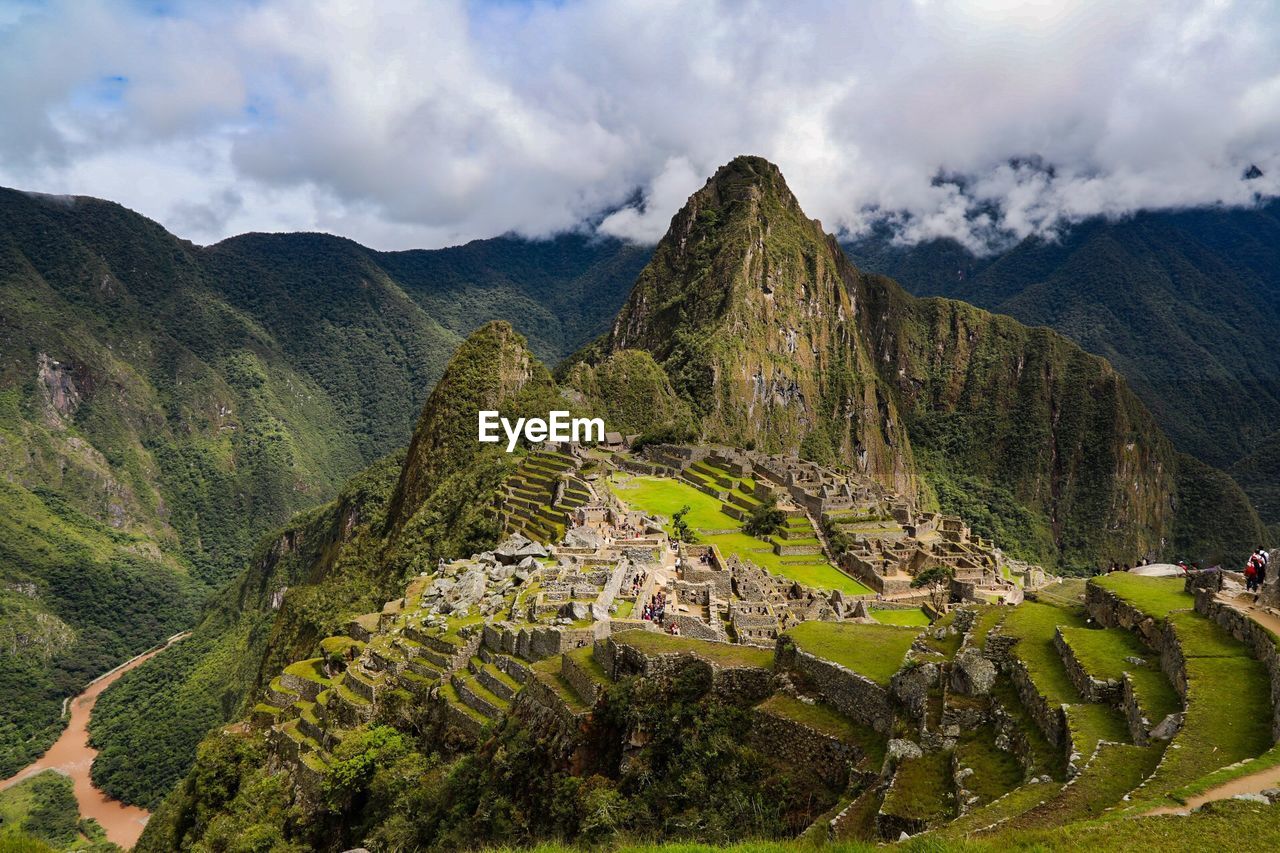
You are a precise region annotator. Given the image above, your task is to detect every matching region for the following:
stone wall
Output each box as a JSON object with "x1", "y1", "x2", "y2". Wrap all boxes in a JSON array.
[
  {"x1": 749, "y1": 705, "x2": 862, "y2": 789},
  {"x1": 1005, "y1": 655, "x2": 1066, "y2": 749},
  {"x1": 561, "y1": 654, "x2": 607, "y2": 707},
  {"x1": 1052, "y1": 628, "x2": 1123, "y2": 705},
  {"x1": 1120, "y1": 672, "x2": 1154, "y2": 746},
  {"x1": 1084, "y1": 581, "x2": 1170, "y2": 653},
  {"x1": 606, "y1": 637, "x2": 773, "y2": 703},
  {"x1": 776, "y1": 643, "x2": 895, "y2": 734}
]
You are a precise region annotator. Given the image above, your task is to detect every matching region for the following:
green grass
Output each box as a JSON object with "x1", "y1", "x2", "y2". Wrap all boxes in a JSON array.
[
  {"x1": 0, "y1": 771, "x2": 80, "y2": 849},
  {"x1": 564, "y1": 646, "x2": 611, "y2": 686},
  {"x1": 613, "y1": 629, "x2": 775, "y2": 670},
  {"x1": 530, "y1": 658, "x2": 590, "y2": 713},
  {"x1": 1125, "y1": 610, "x2": 1273, "y2": 808},
  {"x1": 465, "y1": 798, "x2": 1280, "y2": 848},
  {"x1": 936, "y1": 780, "x2": 1058, "y2": 838},
  {"x1": 872, "y1": 607, "x2": 932, "y2": 627},
  {"x1": 283, "y1": 658, "x2": 331, "y2": 684},
  {"x1": 1063, "y1": 703, "x2": 1133, "y2": 760},
  {"x1": 881, "y1": 749, "x2": 955, "y2": 824},
  {"x1": 1090, "y1": 574, "x2": 1195, "y2": 619},
  {"x1": 954, "y1": 727, "x2": 1023, "y2": 806},
  {"x1": 1171, "y1": 742, "x2": 1280, "y2": 802},
  {"x1": 989, "y1": 678, "x2": 1066, "y2": 780},
  {"x1": 1057, "y1": 626, "x2": 1181, "y2": 722},
  {"x1": 998, "y1": 742, "x2": 1163, "y2": 831},
  {"x1": 612, "y1": 475, "x2": 737, "y2": 529},
  {"x1": 785, "y1": 621, "x2": 921, "y2": 686},
  {"x1": 1001, "y1": 601, "x2": 1087, "y2": 705},
  {"x1": 613, "y1": 474, "x2": 871, "y2": 594}
]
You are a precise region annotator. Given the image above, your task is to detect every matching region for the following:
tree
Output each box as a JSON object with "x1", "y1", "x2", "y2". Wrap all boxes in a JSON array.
[
  {"x1": 821, "y1": 516, "x2": 851, "y2": 555},
  {"x1": 743, "y1": 495, "x2": 786, "y2": 538},
  {"x1": 911, "y1": 565, "x2": 955, "y2": 613},
  {"x1": 671, "y1": 505, "x2": 697, "y2": 543}
]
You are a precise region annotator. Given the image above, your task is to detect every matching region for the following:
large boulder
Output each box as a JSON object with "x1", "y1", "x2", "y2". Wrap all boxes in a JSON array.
[
  {"x1": 951, "y1": 648, "x2": 997, "y2": 696},
  {"x1": 887, "y1": 738, "x2": 923, "y2": 763}
]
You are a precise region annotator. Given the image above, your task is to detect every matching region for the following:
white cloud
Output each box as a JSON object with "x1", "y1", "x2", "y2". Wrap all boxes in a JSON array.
[{"x1": 0, "y1": 0, "x2": 1276, "y2": 250}]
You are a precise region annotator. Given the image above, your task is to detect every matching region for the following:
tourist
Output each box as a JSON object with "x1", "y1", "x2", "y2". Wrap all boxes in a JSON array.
[
  {"x1": 1259, "y1": 546, "x2": 1270, "y2": 586},
  {"x1": 1245, "y1": 554, "x2": 1260, "y2": 592}
]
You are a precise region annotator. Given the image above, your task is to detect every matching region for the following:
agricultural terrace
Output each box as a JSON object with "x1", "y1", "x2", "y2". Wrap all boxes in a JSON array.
[{"x1": 609, "y1": 473, "x2": 873, "y2": 596}]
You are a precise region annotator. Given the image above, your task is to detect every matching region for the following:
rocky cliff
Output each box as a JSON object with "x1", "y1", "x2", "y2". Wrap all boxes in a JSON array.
[
  {"x1": 600, "y1": 156, "x2": 1255, "y2": 566},
  {"x1": 607, "y1": 156, "x2": 916, "y2": 498}
]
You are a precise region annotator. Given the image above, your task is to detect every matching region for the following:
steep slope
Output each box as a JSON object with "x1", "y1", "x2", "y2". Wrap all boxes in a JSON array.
[
  {"x1": 377, "y1": 233, "x2": 652, "y2": 364},
  {"x1": 855, "y1": 275, "x2": 1184, "y2": 564},
  {"x1": 0, "y1": 188, "x2": 643, "y2": 782},
  {"x1": 844, "y1": 202, "x2": 1280, "y2": 517},
  {"x1": 606, "y1": 156, "x2": 917, "y2": 497},
  {"x1": 560, "y1": 348, "x2": 697, "y2": 438},
  {"x1": 597, "y1": 156, "x2": 1245, "y2": 566},
  {"x1": 87, "y1": 323, "x2": 553, "y2": 807}
]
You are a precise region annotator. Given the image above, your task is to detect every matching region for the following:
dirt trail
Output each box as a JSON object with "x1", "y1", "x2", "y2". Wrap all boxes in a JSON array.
[
  {"x1": 1145, "y1": 595, "x2": 1280, "y2": 816},
  {"x1": 0, "y1": 631, "x2": 190, "y2": 849}
]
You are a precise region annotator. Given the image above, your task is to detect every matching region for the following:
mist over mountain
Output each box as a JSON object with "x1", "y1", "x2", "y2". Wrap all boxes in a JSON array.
[{"x1": 844, "y1": 199, "x2": 1280, "y2": 526}]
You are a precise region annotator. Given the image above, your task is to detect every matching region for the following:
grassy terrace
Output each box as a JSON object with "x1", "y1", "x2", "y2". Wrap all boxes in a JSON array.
[
  {"x1": 531, "y1": 657, "x2": 590, "y2": 712},
  {"x1": 881, "y1": 749, "x2": 955, "y2": 824},
  {"x1": 871, "y1": 607, "x2": 932, "y2": 627},
  {"x1": 755, "y1": 693, "x2": 886, "y2": 765},
  {"x1": 283, "y1": 658, "x2": 330, "y2": 684},
  {"x1": 1132, "y1": 618, "x2": 1274, "y2": 806},
  {"x1": 785, "y1": 621, "x2": 921, "y2": 686},
  {"x1": 1057, "y1": 625, "x2": 1181, "y2": 722},
  {"x1": 611, "y1": 474, "x2": 872, "y2": 594},
  {"x1": 614, "y1": 629, "x2": 775, "y2": 669},
  {"x1": 954, "y1": 728, "x2": 1023, "y2": 806},
  {"x1": 1090, "y1": 573, "x2": 1195, "y2": 618},
  {"x1": 565, "y1": 645, "x2": 611, "y2": 687},
  {"x1": 1002, "y1": 742, "x2": 1164, "y2": 831},
  {"x1": 1000, "y1": 601, "x2": 1136, "y2": 757},
  {"x1": 474, "y1": 798, "x2": 1280, "y2": 849},
  {"x1": 1001, "y1": 601, "x2": 1087, "y2": 704}
]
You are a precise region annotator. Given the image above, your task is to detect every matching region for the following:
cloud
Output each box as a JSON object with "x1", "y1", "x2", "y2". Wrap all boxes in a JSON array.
[{"x1": 0, "y1": 0, "x2": 1277, "y2": 250}]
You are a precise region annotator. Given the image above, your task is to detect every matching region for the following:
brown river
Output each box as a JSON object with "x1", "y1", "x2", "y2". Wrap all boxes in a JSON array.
[{"x1": 0, "y1": 631, "x2": 189, "y2": 849}]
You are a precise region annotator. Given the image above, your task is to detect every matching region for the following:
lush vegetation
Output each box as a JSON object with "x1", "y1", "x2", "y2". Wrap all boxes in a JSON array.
[
  {"x1": 0, "y1": 189, "x2": 648, "y2": 785},
  {"x1": 847, "y1": 200, "x2": 1280, "y2": 527},
  {"x1": 0, "y1": 771, "x2": 116, "y2": 851},
  {"x1": 87, "y1": 324, "x2": 544, "y2": 807}
]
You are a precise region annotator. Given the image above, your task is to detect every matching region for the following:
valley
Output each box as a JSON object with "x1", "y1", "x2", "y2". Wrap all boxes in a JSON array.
[{"x1": 3, "y1": 156, "x2": 1278, "y2": 851}]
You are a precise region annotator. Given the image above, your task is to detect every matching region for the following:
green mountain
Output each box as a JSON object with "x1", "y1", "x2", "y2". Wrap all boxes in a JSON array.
[
  {"x1": 843, "y1": 201, "x2": 1280, "y2": 522},
  {"x1": 110, "y1": 157, "x2": 1269, "y2": 845},
  {"x1": 87, "y1": 323, "x2": 554, "y2": 808},
  {"x1": 0, "y1": 187, "x2": 645, "y2": 780},
  {"x1": 595, "y1": 156, "x2": 1257, "y2": 567},
  {"x1": 603, "y1": 157, "x2": 916, "y2": 498}
]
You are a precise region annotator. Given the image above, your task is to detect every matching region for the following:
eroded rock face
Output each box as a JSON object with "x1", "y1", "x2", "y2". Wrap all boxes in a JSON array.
[
  {"x1": 950, "y1": 648, "x2": 997, "y2": 696},
  {"x1": 37, "y1": 352, "x2": 83, "y2": 426},
  {"x1": 891, "y1": 662, "x2": 939, "y2": 722}
]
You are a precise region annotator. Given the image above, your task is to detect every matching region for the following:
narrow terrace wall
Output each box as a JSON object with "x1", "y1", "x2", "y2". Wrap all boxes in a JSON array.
[{"x1": 775, "y1": 642, "x2": 895, "y2": 734}]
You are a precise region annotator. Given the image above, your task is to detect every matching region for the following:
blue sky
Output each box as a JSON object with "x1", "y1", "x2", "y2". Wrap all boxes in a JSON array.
[{"x1": 1, "y1": 0, "x2": 1277, "y2": 250}]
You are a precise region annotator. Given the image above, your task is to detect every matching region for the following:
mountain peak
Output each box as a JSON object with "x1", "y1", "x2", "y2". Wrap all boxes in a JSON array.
[
  {"x1": 386, "y1": 321, "x2": 556, "y2": 529},
  {"x1": 605, "y1": 157, "x2": 917, "y2": 495}
]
